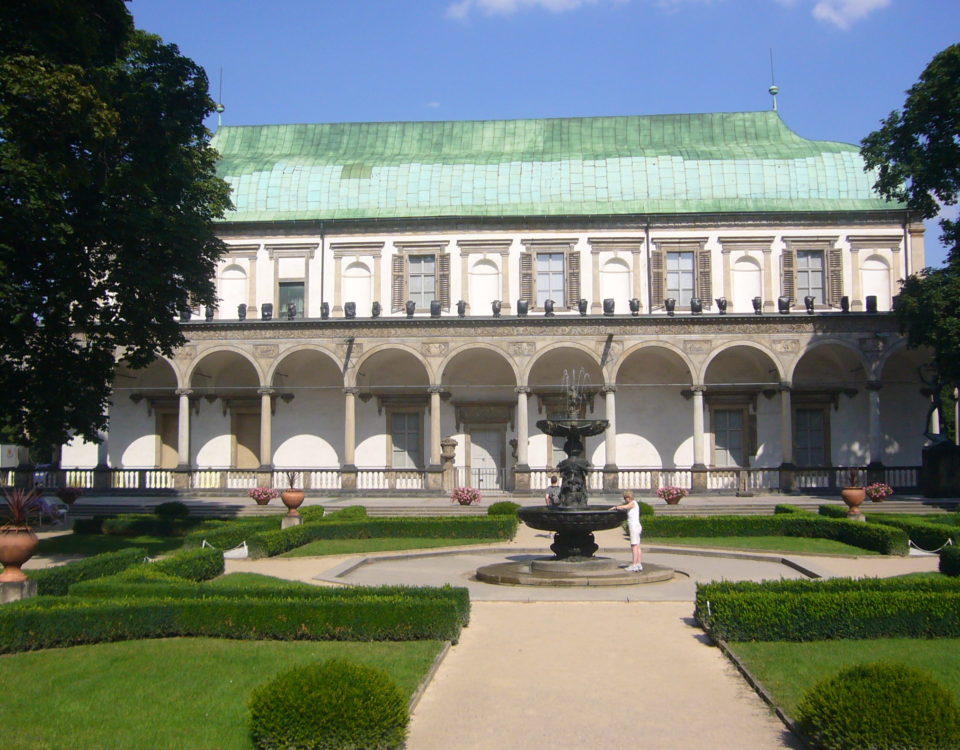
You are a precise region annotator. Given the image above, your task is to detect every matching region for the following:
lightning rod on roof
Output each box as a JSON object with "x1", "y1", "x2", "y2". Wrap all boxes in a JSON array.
[
  {"x1": 768, "y1": 49, "x2": 779, "y2": 112},
  {"x1": 215, "y1": 67, "x2": 225, "y2": 128}
]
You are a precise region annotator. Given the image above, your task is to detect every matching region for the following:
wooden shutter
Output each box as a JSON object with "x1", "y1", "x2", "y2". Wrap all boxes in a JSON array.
[
  {"x1": 565, "y1": 250, "x2": 581, "y2": 308},
  {"x1": 391, "y1": 255, "x2": 405, "y2": 312},
  {"x1": 519, "y1": 252, "x2": 534, "y2": 305},
  {"x1": 827, "y1": 247, "x2": 843, "y2": 307},
  {"x1": 438, "y1": 253, "x2": 451, "y2": 310},
  {"x1": 781, "y1": 248, "x2": 796, "y2": 301},
  {"x1": 650, "y1": 248, "x2": 665, "y2": 308},
  {"x1": 697, "y1": 249, "x2": 713, "y2": 310}
]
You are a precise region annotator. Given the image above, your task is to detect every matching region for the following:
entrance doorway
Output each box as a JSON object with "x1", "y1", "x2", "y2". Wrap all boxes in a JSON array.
[{"x1": 470, "y1": 428, "x2": 503, "y2": 490}]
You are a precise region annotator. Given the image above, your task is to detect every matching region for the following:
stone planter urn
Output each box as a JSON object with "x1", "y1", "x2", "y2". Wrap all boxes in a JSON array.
[
  {"x1": 0, "y1": 528, "x2": 39, "y2": 582},
  {"x1": 841, "y1": 487, "x2": 866, "y2": 516},
  {"x1": 280, "y1": 489, "x2": 305, "y2": 517}
]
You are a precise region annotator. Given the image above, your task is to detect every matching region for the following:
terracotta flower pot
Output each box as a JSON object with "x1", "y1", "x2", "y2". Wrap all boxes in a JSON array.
[
  {"x1": 0, "y1": 527, "x2": 39, "y2": 582},
  {"x1": 664, "y1": 496, "x2": 682, "y2": 505},
  {"x1": 841, "y1": 487, "x2": 866, "y2": 516},
  {"x1": 281, "y1": 489, "x2": 305, "y2": 517}
]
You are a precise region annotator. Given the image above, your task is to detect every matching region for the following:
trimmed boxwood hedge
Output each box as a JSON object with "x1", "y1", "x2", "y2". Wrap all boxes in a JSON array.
[
  {"x1": 0, "y1": 595, "x2": 464, "y2": 653},
  {"x1": 867, "y1": 514, "x2": 960, "y2": 551},
  {"x1": 818, "y1": 504, "x2": 849, "y2": 519},
  {"x1": 487, "y1": 501, "x2": 521, "y2": 516},
  {"x1": 29, "y1": 547, "x2": 147, "y2": 596},
  {"x1": 247, "y1": 516, "x2": 518, "y2": 558},
  {"x1": 942, "y1": 545, "x2": 960, "y2": 576},
  {"x1": 699, "y1": 590, "x2": 960, "y2": 641},
  {"x1": 102, "y1": 514, "x2": 176, "y2": 537},
  {"x1": 182, "y1": 516, "x2": 282, "y2": 551},
  {"x1": 69, "y1": 580, "x2": 471, "y2": 625},
  {"x1": 643, "y1": 514, "x2": 908, "y2": 555}
]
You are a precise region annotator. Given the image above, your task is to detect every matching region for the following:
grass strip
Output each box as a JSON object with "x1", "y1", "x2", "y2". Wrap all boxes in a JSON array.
[
  {"x1": 646, "y1": 536, "x2": 875, "y2": 555},
  {"x1": 0, "y1": 637, "x2": 441, "y2": 750},
  {"x1": 278, "y1": 536, "x2": 501, "y2": 557},
  {"x1": 727, "y1": 638, "x2": 960, "y2": 715}
]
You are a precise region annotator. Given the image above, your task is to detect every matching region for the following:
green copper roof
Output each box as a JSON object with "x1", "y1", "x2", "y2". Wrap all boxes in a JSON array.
[{"x1": 211, "y1": 111, "x2": 899, "y2": 223}]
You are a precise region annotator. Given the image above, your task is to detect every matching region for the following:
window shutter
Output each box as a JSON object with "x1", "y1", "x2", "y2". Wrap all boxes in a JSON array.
[
  {"x1": 650, "y1": 248, "x2": 665, "y2": 308},
  {"x1": 781, "y1": 248, "x2": 796, "y2": 301},
  {"x1": 565, "y1": 250, "x2": 581, "y2": 308},
  {"x1": 438, "y1": 253, "x2": 451, "y2": 310},
  {"x1": 391, "y1": 255, "x2": 405, "y2": 312},
  {"x1": 519, "y1": 252, "x2": 534, "y2": 305},
  {"x1": 697, "y1": 249, "x2": 713, "y2": 309},
  {"x1": 827, "y1": 247, "x2": 843, "y2": 307}
]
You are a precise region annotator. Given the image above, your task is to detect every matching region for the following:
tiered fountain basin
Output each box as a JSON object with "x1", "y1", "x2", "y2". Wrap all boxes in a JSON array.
[{"x1": 475, "y1": 505, "x2": 675, "y2": 587}]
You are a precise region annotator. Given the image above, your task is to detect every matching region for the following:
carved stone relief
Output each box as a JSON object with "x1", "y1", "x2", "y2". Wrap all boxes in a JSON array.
[{"x1": 772, "y1": 339, "x2": 800, "y2": 354}]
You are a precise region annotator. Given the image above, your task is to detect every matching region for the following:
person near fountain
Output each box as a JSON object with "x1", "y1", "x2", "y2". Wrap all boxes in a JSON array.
[
  {"x1": 611, "y1": 490, "x2": 643, "y2": 571},
  {"x1": 544, "y1": 475, "x2": 560, "y2": 505}
]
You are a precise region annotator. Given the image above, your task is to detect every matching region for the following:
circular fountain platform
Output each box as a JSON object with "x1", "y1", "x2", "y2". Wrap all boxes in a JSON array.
[{"x1": 476, "y1": 557, "x2": 675, "y2": 587}]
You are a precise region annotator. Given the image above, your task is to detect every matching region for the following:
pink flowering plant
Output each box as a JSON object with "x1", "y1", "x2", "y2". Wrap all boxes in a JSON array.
[
  {"x1": 865, "y1": 482, "x2": 894, "y2": 501},
  {"x1": 656, "y1": 486, "x2": 688, "y2": 503},
  {"x1": 248, "y1": 486, "x2": 279, "y2": 503},
  {"x1": 451, "y1": 486, "x2": 482, "y2": 505}
]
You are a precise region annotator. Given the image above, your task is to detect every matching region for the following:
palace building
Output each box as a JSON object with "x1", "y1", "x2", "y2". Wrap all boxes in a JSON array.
[{"x1": 60, "y1": 110, "x2": 932, "y2": 496}]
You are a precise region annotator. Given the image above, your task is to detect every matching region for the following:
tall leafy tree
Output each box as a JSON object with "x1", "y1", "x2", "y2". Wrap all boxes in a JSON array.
[
  {"x1": 861, "y1": 43, "x2": 960, "y2": 386},
  {"x1": 0, "y1": 0, "x2": 230, "y2": 450}
]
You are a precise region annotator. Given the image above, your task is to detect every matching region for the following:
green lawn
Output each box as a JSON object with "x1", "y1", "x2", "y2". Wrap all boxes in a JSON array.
[
  {"x1": 728, "y1": 638, "x2": 960, "y2": 716},
  {"x1": 644, "y1": 535, "x2": 879, "y2": 555},
  {"x1": 36, "y1": 533, "x2": 186, "y2": 556},
  {"x1": 279, "y1": 536, "x2": 500, "y2": 557},
  {"x1": 0, "y1": 637, "x2": 443, "y2": 750}
]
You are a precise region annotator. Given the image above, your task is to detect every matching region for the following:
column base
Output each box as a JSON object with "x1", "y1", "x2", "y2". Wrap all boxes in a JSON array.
[
  {"x1": 93, "y1": 465, "x2": 112, "y2": 491},
  {"x1": 690, "y1": 465, "x2": 708, "y2": 492},
  {"x1": 425, "y1": 465, "x2": 443, "y2": 491},
  {"x1": 173, "y1": 467, "x2": 192, "y2": 491},
  {"x1": 602, "y1": 464, "x2": 619, "y2": 491},
  {"x1": 513, "y1": 464, "x2": 531, "y2": 491},
  {"x1": 779, "y1": 462, "x2": 796, "y2": 493},
  {"x1": 341, "y1": 464, "x2": 358, "y2": 490},
  {"x1": 866, "y1": 461, "x2": 885, "y2": 485}
]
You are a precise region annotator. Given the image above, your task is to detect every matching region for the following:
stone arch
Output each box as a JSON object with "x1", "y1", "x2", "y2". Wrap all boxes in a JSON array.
[
  {"x1": 107, "y1": 357, "x2": 181, "y2": 470},
  {"x1": 786, "y1": 338, "x2": 869, "y2": 383},
  {"x1": 185, "y1": 346, "x2": 264, "y2": 387},
  {"x1": 522, "y1": 342, "x2": 601, "y2": 386},
  {"x1": 879, "y1": 345, "x2": 934, "y2": 465},
  {"x1": 614, "y1": 343, "x2": 696, "y2": 469},
  {"x1": 351, "y1": 344, "x2": 433, "y2": 388},
  {"x1": 269, "y1": 347, "x2": 345, "y2": 469},
  {"x1": 701, "y1": 341, "x2": 783, "y2": 385}
]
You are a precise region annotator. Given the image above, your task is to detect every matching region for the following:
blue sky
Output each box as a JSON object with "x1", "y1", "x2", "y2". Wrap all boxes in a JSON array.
[{"x1": 129, "y1": 0, "x2": 957, "y2": 266}]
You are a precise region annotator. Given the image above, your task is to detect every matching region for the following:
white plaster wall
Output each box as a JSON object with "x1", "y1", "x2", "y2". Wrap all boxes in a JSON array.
[
  {"x1": 61, "y1": 436, "x2": 99, "y2": 469},
  {"x1": 193, "y1": 402, "x2": 232, "y2": 468},
  {"x1": 616, "y1": 385, "x2": 692, "y2": 467},
  {"x1": 109, "y1": 399, "x2": 156, "y2": 467},
  {"x1": 881, "y1": 385, "x2": 927, "y2": 465},
  {"x1": 355, "y1": 401, "x2": 388, "y2": 467},
  {"x1": 272, "y1": 391, "x2": 343, "y2": 467},
  {"x1": 832, "y1": 392, "x2": 871, "y2": 465},
  {"x1": 754, "y1": 396, "x2": 781, "y2": 467}
]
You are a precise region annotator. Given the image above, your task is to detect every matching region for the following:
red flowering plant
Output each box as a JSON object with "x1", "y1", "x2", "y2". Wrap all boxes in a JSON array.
[
  {"x1": 451, "y1": 487, "x2": 482, "y2": 506},
  {"x1": 865, "y1": 482, "x2": 894, "y2": 501},
  {"x1": 656, "y1": 486, "x2": 688, "y2": 503}
]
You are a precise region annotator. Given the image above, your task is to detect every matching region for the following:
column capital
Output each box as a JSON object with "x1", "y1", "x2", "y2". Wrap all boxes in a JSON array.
[
  {"x1": 866, "y1": 380, "x2": 883, "y2": 391},
  {"x1": 690, "y1": 385, "x2": 706, "y2": 394},
  {"x1": 257, "y1": 387, "x2": 275, "y2": 397},
  {"x1": 343, "y1": 387, "x2": 361, "y2": 395},
  {"x1": 515, "y1": 386, "x2": 531, "y2": 395},
  {"x1": 427, "y1": 385, "x2": 446, "y2": 395},
  {"x1": 601, "y1": 384, "x2": 617, "y2": 394},
  {"x1": 780, "y1": 381, "x2": 792, "y2": 392},
  {"x1": 175, "y1": 388, "x2": 193, "y2": 397}
]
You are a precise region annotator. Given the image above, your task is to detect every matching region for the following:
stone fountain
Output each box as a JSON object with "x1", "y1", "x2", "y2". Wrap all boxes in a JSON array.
[{"x1": 477, "y1": 369, "x2": 674, "y2": 586}]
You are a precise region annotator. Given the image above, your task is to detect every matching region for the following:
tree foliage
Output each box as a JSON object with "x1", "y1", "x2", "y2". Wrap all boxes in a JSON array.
[
  {"x1": 861, "y1": 43, "x2": 960, "y2": 259},
  {"x1": 861, "y1": 44, "x2": 960, "y2": 387},
  {"x1": 0, "y1": 0, "x2": 230, "y2": 448}
]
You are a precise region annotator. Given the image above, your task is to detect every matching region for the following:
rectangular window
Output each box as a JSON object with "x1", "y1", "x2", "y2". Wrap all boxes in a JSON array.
[
  {"x1": 536, "y1": 252, "x2": 565, "y2": 308},
  {"x1": 278, "y1": 281, "x2": 305, "y2": 319},
  {"x1": 795, "y1": 408, "x2": 827, "y2": 466},
  {"x1": 713, "y1": 409, "x2": 746, "y2": 468},
  {"x1": 666, "y1": 251, "x2": 695, "y2": 304},
  {"x1": 796, "y1": 250, "x2": 825, "y2": 304},
  {"x1": 408, "y1": 255, "x2": 436, "y2": 310},
  {"x1": 391, "y1": 412, "x2": 422, "y2": 469}
]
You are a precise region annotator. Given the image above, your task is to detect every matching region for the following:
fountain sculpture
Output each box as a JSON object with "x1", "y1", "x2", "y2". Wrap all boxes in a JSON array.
[{"x1": 477, "y1": 368, "x2": 674, "y2": 586}]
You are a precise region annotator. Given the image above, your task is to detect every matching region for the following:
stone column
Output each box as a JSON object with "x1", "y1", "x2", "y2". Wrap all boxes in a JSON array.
[
  {"x1": 426, "y1": 386, "x2": 444, "y2": 490},
  {"x1": 333, "y1": 255, "x2": 343, "y2": 314},
  {"x1": 342, "y1": 387, "x2": 358, "y2": 489},
  {"x1": 514, "y1": 386, "x2": 531, "y2": 490},
  {"x1": 850, "y1": 246, "x2": 863, "y2": 310},
  {"x1": 866, "y1": 381, "x2": 885, "y2": 483},
  {"x1": 602, "y1": 385, "x2": 618, "y2": 490},
  {"x1": 591, "y1": 250, "x2": 602, "y2": 314},
  {"x1": 908, "y1": 222, "x2": 925, "y2": 278},
  {"x1": 779, "y1": 383, "x2": 795, "y2": 492},
  {"x1": 762, "y1": 248, "x2": 774, "y2": 311},
  {"x1": 631, "y1": 247, "x2": 643, "y2": 308},
  {"x1": 690, "y1": 386, "x2": 707, "y2": 492},
  {"x1": 174, "y1": 388, "x2": 193, "y2": 490},
  {"x1": 93, "y1": 430, "x2": 111, "y2": 490},
  {"x1": 258, "y1": 387, "x2": 274, "y2": 469}
]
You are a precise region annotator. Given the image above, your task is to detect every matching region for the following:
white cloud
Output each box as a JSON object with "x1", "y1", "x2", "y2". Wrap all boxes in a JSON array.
[
  {"x1": 446, "y1": 0, "x2": 604, "y2": 19},
  {"x1": 426, "y1": 101, "x2": 442, "y2": 108},
  {"x1": 811, "y1": 0, "x2": 890, "y2": 29}
]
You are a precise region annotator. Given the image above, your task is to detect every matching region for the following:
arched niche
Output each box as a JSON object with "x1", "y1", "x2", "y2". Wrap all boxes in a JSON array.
[
  {"x1": 342, "y1": 260, "x2": 373, "y2": 317},
  {"x1": 468, "y1": 258, "x2": 500, "y2": 315},
  {"x1": 219, "y1": 264, "x2": 248, "y2": 320},
  {"x1": 600, "y1": 257, "x2": 631, "y2": 308},
  {"x1": 731, "y1": 255, "x2": 762, "y2": 312},
  {"x1": 861, "y1": 254, "x2": 892, "y2": 311}
]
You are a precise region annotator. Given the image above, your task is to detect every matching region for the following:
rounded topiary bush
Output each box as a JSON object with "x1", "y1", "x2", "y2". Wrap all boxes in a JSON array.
[
  {"x1": 638, "y1": 500, "x2": 655, "y2": 516},
  {"x1": 796, "y1": 662, "x2": 960, "y2": 750},
  {"x1": 487, "y1": 501, "x2": 521, "y2": 516},
  {"x1": 940, "y1": 545, "x2": 960, "y2": 577},
  {"x1": 154, "y1": 501, "x2": 190, "y2": 520},
  {"x1": 249, "y1": 658, "x2": 408, "y2": 750}
]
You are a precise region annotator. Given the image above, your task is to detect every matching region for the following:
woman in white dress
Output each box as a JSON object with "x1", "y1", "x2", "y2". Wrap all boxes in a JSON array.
[{"x1": 611, "y1": 489, "x2": 643, "y2": 571}]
